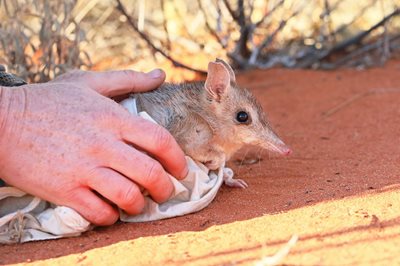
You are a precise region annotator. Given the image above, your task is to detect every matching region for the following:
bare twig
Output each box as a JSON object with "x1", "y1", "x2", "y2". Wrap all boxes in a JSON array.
[
  {"x1": 320, "y1": 0, "x2": 346, "y2": 18},
  {"x1": 379, "y1": 0, "x2": 390, "y2": 63},
  {"x1": 323, "y1": 88, "x2": 400, "y2": 117},
  {"x1": 222, "y1": 0, "x2": 239, "y2": 21},
  {"x1": 249, "y1": 7, "x2": 303, "y2": 65},
  {"x1": 254, "y1": 235, "x2": 298, "y2": 266},
  {"x1": 171, "y1": 0, "x2": 199, "y2": 42},
  {"x1": 333, "y1": 0, "x2": 378, "y2": 36},
  {"x1": 230, "y1": 0, "x2": 252, "y2": 63},
  {"x1": 0, "y1": 0, "x2": 89, "y2": 82},
  {"x1": 115, "y1": 0, "x2": 206, "y2": 74},
  {"x1": 198, "y1": 0, "x2": 227, "y2": 48},
  {"x1": 329, "y1": 8, "x2": 399, "y2": 53},
  {"x1": 298, "y1": 7, "x2": 400, "y2": 68},
  {"x1": 237, "y1": 0, "x2": 246, "y2": 28},
  {"x1": 322, "y1": 0, "x2": 336, "y2": 44},
  {"x1": 254, "y1": 0, "x2": 285, "y2": 27},
  {"x1": 160, "y1": 0, "x2": 171, "y2": 51},
  {"x1": 321, "y1": 33, "x2": 400, "y2": 69},
  {"x1": 137, "y1": 0, "x2": 145, "y2": 31},
  {"x1": 248, "y1": 0, "x2": 255, "y2": 21}
]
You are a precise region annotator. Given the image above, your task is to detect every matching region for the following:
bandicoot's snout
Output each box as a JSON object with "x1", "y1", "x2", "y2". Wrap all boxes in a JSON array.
[
  {"x1": 261, "y1": 130, "x2": 292, "y2": 156},
  {"x1": 275, "y1": 142, "x2": 292, "y2": 156}
]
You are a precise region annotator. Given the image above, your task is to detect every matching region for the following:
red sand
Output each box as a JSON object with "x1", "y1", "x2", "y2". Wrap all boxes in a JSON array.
[{"x1": 1, "y1": 61, "x2": 400, "y2": 265}]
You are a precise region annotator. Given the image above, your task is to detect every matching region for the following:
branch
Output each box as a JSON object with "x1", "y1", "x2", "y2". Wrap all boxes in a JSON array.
[
  {"x1": 197, "y1": 0, "x2": 227, "y2": 48},
  {"x1": 321, "y1": 33, "x2": 400, "y2": 69},
  {"x1": 221, "y1": 0, "x2": 253, "y2": 66},
  {"x1": 249, "y1": 7, "x2": 302, "y2": 64},
  {"x1": 322, "y1": 0, "x2": 336, "y2": 43},
  {"x1": 115, "y1": 0, "x2": 206, "y2": 74},
  {"x1": 248, "y1": 0, "x2": 255, "y2": 21},
  {"x1": 334, "y1": 0, "x2": 378, "y2": 36},
  {"x1": 297, "y1": 7, "x2": 400, "y2": 68},
  {"x1": 222, "y1": 0, "x2": 239, "y2": 22},
  {"x1": 319, "y1": 0, "x2": 346, "y2": 18},
  {"x1": 160, "y1": 0, "x2": 171, "y2": 51},
  {"x1": 330, "y1": 8, "x2": 399, "y2": 54},
  {"x1": 237, "y1": 0, "x2": 246, "y2": 28},
  {"x1": 379, "y1": 0, "x2": 390, "y2": 63},
  {"x1": 254, "y1": 0, "x2": 285, "y2": 27}
]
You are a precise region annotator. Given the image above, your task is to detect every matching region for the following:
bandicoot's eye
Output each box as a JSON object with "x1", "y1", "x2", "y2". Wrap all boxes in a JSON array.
[{"x1": 236, "y1": 111, "x2": 249, "y2": 123}]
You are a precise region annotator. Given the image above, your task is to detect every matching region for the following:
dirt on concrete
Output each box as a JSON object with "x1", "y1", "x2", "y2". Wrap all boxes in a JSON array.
[{"x1": 1, "y1": 61, "x2": 400, "y2": 265}]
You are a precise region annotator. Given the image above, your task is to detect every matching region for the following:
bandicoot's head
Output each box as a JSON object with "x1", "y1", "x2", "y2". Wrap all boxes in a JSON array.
[{"x1": 203, "y1": 58, "x2": 291, "y2": 158}]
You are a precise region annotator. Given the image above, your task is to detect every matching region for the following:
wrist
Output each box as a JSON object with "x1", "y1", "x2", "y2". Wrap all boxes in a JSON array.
[
  {"x1": 0, "y1": 86, "x2": 8, "y2": 135},
  {"x1": 0, "y1": 86, "x2": 11, "y2": 179},
  {"x1": 0, "y1": 86, "x2": 24, "y2": 143},
  {"x1": 0, "y1": 86, "x2": 26, "y2": 181}
]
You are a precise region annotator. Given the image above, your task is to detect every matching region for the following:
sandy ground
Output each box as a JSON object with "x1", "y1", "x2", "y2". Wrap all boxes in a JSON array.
[{"x1": 1, "y1": 61, "x2": 400, "y2": 265}]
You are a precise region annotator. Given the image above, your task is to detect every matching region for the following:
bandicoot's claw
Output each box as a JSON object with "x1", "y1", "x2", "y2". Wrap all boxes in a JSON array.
[
  {"x1": 223, "y1": 167, "x2": 248, "y2": 189},
  {"x1": 223, "y1": 167, "x2": 234, "y2": 179},
  {"x1": 224, "y1": 178, "x2": 248, "y2": 188}
]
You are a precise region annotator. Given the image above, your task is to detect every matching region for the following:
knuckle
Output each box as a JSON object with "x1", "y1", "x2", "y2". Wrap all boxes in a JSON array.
[
  {"x1": 100, "y1": 105, "x2": 121, "y2": 121},
  {"x1": 85, "y1": 133, "x2": 112, "y2": 156},
  {"x1": 53, "y1": 69, "x2": 86, "y2": 83},
  {"x1": 90, "y1": 208, "x2": 118, "y2": 225},
  {"x1": 121, "y1": 70, "x2": 138, "y2": 88},
  {"x1": 64, "y1": 187, "x2": 118, "y2": 226},
  {"x1": 118, "y1": 184, "x2": 144, "y2": 213},
  {"x1": 153, "y1": 126, "x2": 173, "y2": 151},
  {"x1": 122, "y1": 69, "x2": 135, "y2": 78},
  {"x1": 76, "y1": 198, "x2": 117, "y2": 225},
  {"x1": 93, "y1": 103, "x2": 125, "y2": 126},
  {"x1": 144, "y1": 161, "x2": 165, "y2": 185},
  {"x1": 114, "y1": 146, "x2": 131, "y2": 163},
  {"x1": 156, "y1": 182, "x2": 173, "y2": 203}
]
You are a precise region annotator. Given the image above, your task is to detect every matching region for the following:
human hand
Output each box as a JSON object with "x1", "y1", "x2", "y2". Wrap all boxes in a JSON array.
[{"x1": 0, "y1": 69, "x2": 188, "y2": 225}]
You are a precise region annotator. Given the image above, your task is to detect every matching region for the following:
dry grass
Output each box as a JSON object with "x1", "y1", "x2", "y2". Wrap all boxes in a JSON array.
[{"x1": 0, "y1": 0, "x2": 91, "y2": 82}]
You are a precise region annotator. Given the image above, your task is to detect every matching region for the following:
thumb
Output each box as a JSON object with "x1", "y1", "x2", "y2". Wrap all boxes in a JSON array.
[{"x1": 80, "y1": 69, "x2": 166, "y2": 97}]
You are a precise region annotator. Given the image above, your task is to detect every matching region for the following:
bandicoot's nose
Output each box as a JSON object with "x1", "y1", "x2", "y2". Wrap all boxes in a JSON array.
[
  {"x1": 276, "y1": 143, "x2": 292, "y2": 156},
  {"x1": 262, "y1": 129, "x2": 292, "y2": 156},
  {"x1": 282, "y1": 147, "x2": 292, "y2": 156}
]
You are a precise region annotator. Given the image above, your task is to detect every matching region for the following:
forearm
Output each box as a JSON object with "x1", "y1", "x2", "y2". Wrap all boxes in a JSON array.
[
  {"x1": 0, "y1": 86, "x2": 9, "y2": 183},
  {"x1": 0, "y1": 86, "x2": 13, "y2": 138},
  {"x1": 0, "y1": 86, "x2": 7, "y2": 137},
  {"x1": 0, "y1": 87, "x2": 4, "y2": 186},
  {"x1": 0, "y1": 86, "x2": 25, "y2": 155}
]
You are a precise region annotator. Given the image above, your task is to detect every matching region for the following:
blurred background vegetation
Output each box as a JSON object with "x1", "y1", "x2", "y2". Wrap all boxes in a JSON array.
[{"x1": 0, "y1": 0, "x2": 399, "y2": 82}]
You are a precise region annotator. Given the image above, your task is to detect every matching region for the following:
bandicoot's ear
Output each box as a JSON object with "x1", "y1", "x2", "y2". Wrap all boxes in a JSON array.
[
  {"x1": 205, "y1": 61, "x2": 231, "y2": 102},
  {"x1": 215, "y1": 58, "x2": 236, "y2": 83}
]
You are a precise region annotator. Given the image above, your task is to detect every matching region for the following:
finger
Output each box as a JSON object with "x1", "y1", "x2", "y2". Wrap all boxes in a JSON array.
[
  {"x1": 50, "y1": 69, "x2": 86, "y2": 83},
  {"x1": 66, "y1": 187, "x2": 119, "y2": 226},
  {"x1": 104, "y1": 141, "x2": 174, "y2": 203},
  {"x1": 121, "y1": 116, "x2": 188, "y2": 180},
  {"x1": 86, "y1": 167, "x2": 145, "y2": 215},
  {"x1": 84, "y1": 69, "x2": 166, "y2": 97}
]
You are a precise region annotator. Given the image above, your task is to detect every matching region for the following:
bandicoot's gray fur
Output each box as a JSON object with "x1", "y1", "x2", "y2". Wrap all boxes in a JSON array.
[{"x1": 130, "y1": 59, "x2": 289, "y2": 170}]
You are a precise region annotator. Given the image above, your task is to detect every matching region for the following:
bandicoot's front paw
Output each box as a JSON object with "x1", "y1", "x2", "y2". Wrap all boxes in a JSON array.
[
  {"x1": 204, "y1": 160, "x2": 221, "y2": 170},
  {"x1": 223, "y1": 167, "x2": 248, "y2": 189}
]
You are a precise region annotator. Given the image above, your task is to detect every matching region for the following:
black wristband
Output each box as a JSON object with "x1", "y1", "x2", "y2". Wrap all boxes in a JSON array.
[{"x1": 0, "y1": 65, "x2": 27, "y2": 87}]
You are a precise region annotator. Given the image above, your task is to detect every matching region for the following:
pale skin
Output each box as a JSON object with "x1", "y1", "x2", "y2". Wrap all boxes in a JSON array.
[{"x1": 0, "y1": 69, "x2": 188, "y2": 225}]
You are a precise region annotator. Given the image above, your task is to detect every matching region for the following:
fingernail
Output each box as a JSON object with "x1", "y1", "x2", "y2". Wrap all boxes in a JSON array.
[{"x1": 148, "y1": 69, "x2": 163, "y2": 79}]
